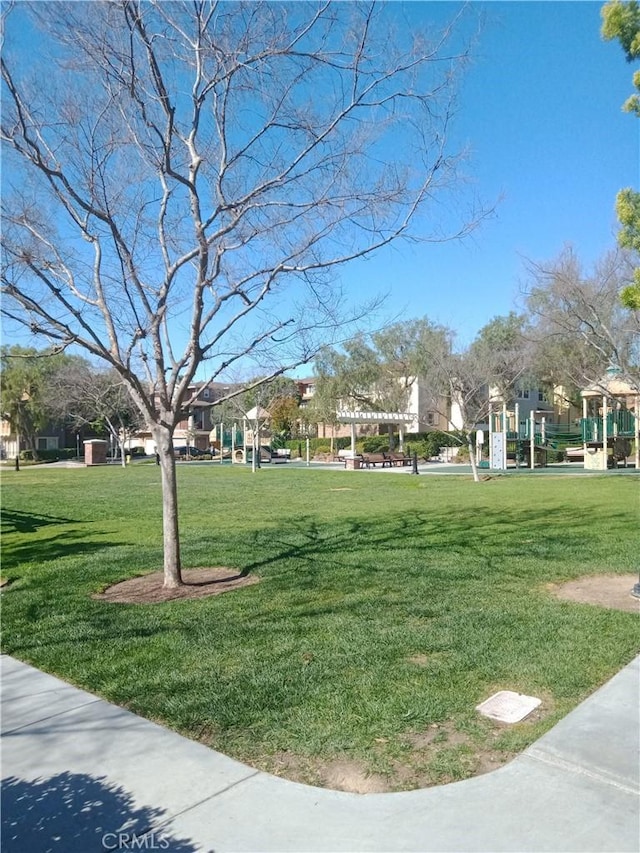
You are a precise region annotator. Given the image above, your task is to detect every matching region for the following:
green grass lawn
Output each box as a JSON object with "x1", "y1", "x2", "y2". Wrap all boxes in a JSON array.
[{"x1": 2, "y1": 464, "x2": 638, "y2": 790}]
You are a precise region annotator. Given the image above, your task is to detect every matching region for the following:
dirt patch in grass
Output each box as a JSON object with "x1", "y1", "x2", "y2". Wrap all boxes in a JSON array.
[
  {"x1": 320, "y1": 759, "x2": 389, "y2": 793},
  {"x1": 547, "y1": 574, "x2": 639, "y2": 613},
  {"x1": 250, "y1": 708, "x2": 557, "y2": 794},
  {"x1": 407, "y1": 653, "x2": 431, "y2": 667},
  {"x1": 261, "y1": 752, "x2": 390, "y2": 793},
  {"x1": 94, "y1": 567, "x2": 260, "y2": 604}
]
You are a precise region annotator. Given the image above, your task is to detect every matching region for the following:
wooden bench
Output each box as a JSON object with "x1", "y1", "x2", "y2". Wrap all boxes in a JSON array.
[
  {"x1": 386, "y1": 451, "x2": 412, "y2": 467},
  {"x1": 362, "y1": 453, "x2": 391, "y2": 468}
]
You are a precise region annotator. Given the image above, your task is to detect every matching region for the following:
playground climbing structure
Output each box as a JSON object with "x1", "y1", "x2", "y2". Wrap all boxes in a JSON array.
[{"x1": 487, "y1": 369, "x2": 638, "y2": 471}]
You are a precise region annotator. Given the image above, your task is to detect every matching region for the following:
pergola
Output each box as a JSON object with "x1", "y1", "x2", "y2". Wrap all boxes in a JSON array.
[{"x1": 335, "y1": 411, "x2": 418, "y2": 454}]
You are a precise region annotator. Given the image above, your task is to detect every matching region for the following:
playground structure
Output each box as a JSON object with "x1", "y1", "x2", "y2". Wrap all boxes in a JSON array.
[
  {"x1": 487, "y1": 369, "x2": 639, "y2": 471},
  {"x1": 487, "y1": 405, "x2": 581, "y2": 470},
  {"x1": 207, "y1": 421, "x2": 244, "y2": 461},
  {"x1": 208, "y1": 406, "x2": 289, "y2": 465},
  {"x1": 580, "y1": 368, "x2": 639, "y2": 471}
]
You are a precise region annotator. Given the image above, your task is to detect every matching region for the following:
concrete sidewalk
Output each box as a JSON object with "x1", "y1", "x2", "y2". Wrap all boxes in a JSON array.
[{"x1": 1, "y1": 654, "x2": 638, "y2": 853}]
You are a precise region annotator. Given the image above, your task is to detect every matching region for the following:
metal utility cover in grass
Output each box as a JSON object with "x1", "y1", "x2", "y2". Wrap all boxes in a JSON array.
[{"x1": 476, "y1": 691, "x2": 541, "y2": 724}]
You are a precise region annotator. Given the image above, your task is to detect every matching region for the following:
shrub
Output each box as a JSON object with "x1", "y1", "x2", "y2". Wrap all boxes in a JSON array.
[
  {"x1": 361, "y1": 436, "x2": 390, "y2": 453},
  {"x1": 284, "y1": 436, "x2": 350, "y2": 456},
  {"x1": 19, "y1": 448, "x2": 75, "y2": 463},
  {"x1": 404, "y1": 430, "x2": 463, "y2": 460},
  {"x1": 453, "y1": 445, "x2": 470, "y2": 463}
]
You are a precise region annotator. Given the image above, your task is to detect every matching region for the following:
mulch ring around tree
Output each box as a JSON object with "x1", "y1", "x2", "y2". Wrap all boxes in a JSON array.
[
  {"x1": 546, "y1": 573, "x2": 639, "y2": 613},
  {"x1": 93, "y1": 567, "x2": 260, "y2": 604}
]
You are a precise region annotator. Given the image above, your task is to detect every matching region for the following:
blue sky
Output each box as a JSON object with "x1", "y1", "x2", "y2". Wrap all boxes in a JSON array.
[
  {"x1": 335, "y1": 1, "x2": 639, "y2": 347},
  {"x1": 2, "y1": 1, "x2": 638, "y2": 377}
]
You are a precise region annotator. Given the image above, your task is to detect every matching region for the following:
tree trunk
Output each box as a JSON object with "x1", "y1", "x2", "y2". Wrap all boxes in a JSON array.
[
  {"x1": 119, "y1": 438, "x2": 127, "y2": 467},
  {"x1": 153, "y1": 425, "x2": 183, "y2": 588},
  {"x1": 467, "y1": 433, "x2": 481, "y2": 483}
]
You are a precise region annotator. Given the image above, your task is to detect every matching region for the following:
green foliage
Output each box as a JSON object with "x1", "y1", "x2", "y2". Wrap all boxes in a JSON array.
[
  {"x1": 0, "y1": 346, "x2": 71, "y2": 457},
  {"x1": 404, "y1": 431, "x2": 463, "y2": 460},
  {"x1": 424, "y1": 430, "x2": 462, "y2": 457},
  {"x1": 453, "y1": 444, "x2": 471, "y2": 462},
  {"x1": 361, "y1": 436, "x2": 391, "y2": 452},
  {"x1": 620, "y1": 276, "x2": 640, "y2": 309},
  {"x1": 602, "y1": 0, "x2": 640, "y2": 57},
  {"x1": 314, "y1": 319, "x2": 450, "y2": 416},
  {"x1": 616, "y1": 188, "x2": 640, "y2": 252},
  {"x1": 268, "y1": 396, "x2": 300, "y2": 438},
  {"x1": 283, "y1": 437, "x2": 349, "y2": 456},
  {"x1": 616, "y1": 189, "x2": 640, "y2": 308},
  {"x1": 601, "y1": 2, "x2": 640, "y2": 301},
  {"x1": 18, "y1": 448, "x2": 75, "y2": 463}
]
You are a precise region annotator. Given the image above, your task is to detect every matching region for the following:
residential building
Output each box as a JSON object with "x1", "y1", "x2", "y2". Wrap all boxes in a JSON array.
[
  {"x1": 126, "y1": 381, "x2": 227, "y2": 455},
  {"x1": 297, "y1": 375, "x2": 456, "y2": 438}
]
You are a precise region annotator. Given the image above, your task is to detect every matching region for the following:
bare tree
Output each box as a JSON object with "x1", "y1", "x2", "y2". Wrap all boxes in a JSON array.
[
  {"x1": 214, "y1": 374, "x2": 298, "y2": 471},
  {"x1": 524, "y1": 247, "x2": 640, "y2": 392},
  {"x1": 47, "y1": 360, "x2": 145, "y2": 466},
  {"x1": 2, "y1": 2, "x2": 484, "y2": 586},
  {"x1": 416, "y1": 314, "x2": 529, "y2": 482}
]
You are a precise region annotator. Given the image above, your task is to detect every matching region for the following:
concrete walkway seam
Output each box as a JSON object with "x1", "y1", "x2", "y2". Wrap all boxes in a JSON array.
[{"x1": 525, "y1": 749, "x2": 640, "y2": 796}]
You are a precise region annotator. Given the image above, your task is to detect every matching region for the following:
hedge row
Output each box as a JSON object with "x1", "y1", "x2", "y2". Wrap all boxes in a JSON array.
[
  {"x1": 282, "y1": 431, "x2": 465, "y2": 459},
  {"x1": 282, "y1": 436, "x2": 352, "y2": 457},
  {"x1": 18, "y1": 448, "x2": 77, "y2": 462}
]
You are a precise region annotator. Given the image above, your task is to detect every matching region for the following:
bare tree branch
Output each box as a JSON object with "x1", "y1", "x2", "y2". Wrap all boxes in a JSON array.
[{"x1": 2, "y1": 1, "x2": 486, "y2": 585}]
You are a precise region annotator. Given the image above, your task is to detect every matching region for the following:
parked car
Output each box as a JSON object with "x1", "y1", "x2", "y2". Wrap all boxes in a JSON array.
[{"x1": 174, "y1": 446, "x2": 209, "y2": 459}]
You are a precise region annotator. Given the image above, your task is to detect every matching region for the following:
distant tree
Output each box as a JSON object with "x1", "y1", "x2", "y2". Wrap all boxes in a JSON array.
[
  {"x1": 314, "y1": 319, "x2": 452, "y2": 449},
  {"x1": 1, "y1": 2, "x2": 484, "y2": 587},
  {"x1": 315, "y1": 318, "x2": 451, "y2": 410},
  {"x1": 468, "y1": 313, "x2": 530, "y2": 399},
  {"x1": 524, "y1": 247, "x2": 640, "y2": 391},
  {"x1": 418, "y1": 315, "x2": 529, "y2": 482},
  {"x1": 601, "y1": 0, "x2": 640, "y2": 307},
  {"x1": 47, "y1": 361, "x2": 145, "y2": 466},
  {"x1": 0, "y1": 346, "x2": 69, "y2": 458},
  {"x1": 314, "y1": 314, "x2": 528, "y2": 479},
  {"x1": 616, "y1": 190, "x2": 640, "y2": 309},
  {"x1": 269, "y1": 395, "x2": 301, "y2": 439}
]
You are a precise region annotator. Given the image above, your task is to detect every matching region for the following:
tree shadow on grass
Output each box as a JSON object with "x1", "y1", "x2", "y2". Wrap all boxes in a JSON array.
[
  {"x1": 1, "y1": 510, "x2": 78, "y2": 535},
  {"x1": 240, "y1": 502, "x2": 635, "y2": 585},
  {"x1": 1, "y1": 772, "x2": 203, "y2": 853},
  {"x1": 1, "y1": 532, "x2": 128, "y2": 573}
]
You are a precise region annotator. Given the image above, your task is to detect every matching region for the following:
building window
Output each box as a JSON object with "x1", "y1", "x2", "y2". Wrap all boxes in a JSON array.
[
  {"x1": 426, "y1": 412, "x2": 436, "y2": 426},
  {"x1": 517, "y1": 389, "x2": 530, "y2": 400},
  {"x1": 37, "y1": 437, "x2": 59, "y2": 451},
  {"x1": 538, "y1": 390, "x2": 546, "y2": 402},
  {"x1": 203, "y1": 388, "x2": 210, "y2": 399}
]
